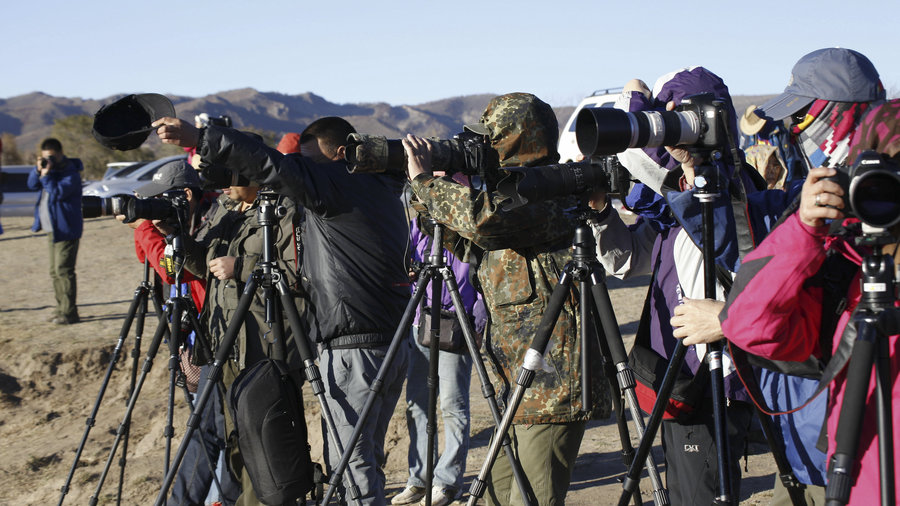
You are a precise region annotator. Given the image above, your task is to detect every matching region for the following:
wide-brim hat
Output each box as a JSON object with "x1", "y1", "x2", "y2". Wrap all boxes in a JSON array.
[
  {"x1": 757, "y1": 48, "x2": 883, "y2": 121},
  {"x1": 92, "y1": 93, "x2": 175, "y2": 151},
  {"x1": 739, "y1": 105, "x2": 767, "y2": 136}
]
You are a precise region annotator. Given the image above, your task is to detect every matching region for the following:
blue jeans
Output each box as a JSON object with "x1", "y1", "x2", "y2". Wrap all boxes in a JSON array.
[
  {"x1": 169, "y1": 364, "x2": 241, "y2": 506},
  {"x1": 405, "y1": 331, "x2": 472, "y2": 492},
  {"x1": 320, "y1": 344, "x2": 408, "y2": 506}
]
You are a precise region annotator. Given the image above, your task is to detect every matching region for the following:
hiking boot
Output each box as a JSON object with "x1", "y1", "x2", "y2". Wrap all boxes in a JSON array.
[
  {"x1": 419, "y1": 486, "x2": 458, "y2": 506},
  {"x1": 391, "y1": 485, "x2": 426, "y2": 505}
]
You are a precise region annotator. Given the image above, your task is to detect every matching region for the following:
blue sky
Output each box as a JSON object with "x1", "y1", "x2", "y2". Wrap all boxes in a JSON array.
[{"x1": 4, "y1": 0, "x2": 898, "y2": 107}]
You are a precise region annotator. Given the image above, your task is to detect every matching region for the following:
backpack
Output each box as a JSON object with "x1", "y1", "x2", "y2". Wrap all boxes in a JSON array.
[{"x1": 227, "y1": 358, "x2": 313, "y2": 505}]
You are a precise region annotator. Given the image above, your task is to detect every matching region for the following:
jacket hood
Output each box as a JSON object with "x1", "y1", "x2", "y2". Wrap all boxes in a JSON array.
[{"x1": 470, "y1": 93, "x2": 559, "y2": 167}]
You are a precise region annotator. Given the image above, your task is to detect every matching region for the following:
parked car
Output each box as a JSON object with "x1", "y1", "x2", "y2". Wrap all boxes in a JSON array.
[
  {"x1": 102, "y1": 160, "x2": 150, "y2": 180},
  {"x1": 557, "y1": 88, "x2": 622, "y2": 163},
  {"x1": 82, "y1": 154, "x2": 187, "y2": 198},
  {"x1": 0, "y1": 165, "x2": 39, "y2": 217}
]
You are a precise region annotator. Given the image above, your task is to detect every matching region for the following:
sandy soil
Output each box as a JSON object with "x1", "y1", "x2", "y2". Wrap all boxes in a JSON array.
[{"x1": 0, "y1": 214, "x2": 777, "y2": 505}]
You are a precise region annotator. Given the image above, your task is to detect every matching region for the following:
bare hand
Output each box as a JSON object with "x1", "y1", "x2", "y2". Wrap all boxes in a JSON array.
[
  {"x1": 151, "y1": 219, "x2": 175, "y2": 237},
  {"x1": 153, "y1": 117, "x2": 200, "y2": 148},
  {"x1": 402, "y1": 134, "x2": 433, "y2": 180},
  {"x1": 209, "y1": 256, "x2": 237, "y2": 280},
  {"x1": 589, "y1": 189, "x2": 607, "y2": 211},
  {"x1": 799, "y1": 166, "x2": 845, "y2": 228},
  {"x1": 670, "y1": 298, "x2": 726, "y2": 345}
]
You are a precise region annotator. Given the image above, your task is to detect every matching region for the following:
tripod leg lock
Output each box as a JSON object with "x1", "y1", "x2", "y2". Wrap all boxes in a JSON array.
[{"x1": 825, "y1": 454, "x2": 854, "y2": 505}]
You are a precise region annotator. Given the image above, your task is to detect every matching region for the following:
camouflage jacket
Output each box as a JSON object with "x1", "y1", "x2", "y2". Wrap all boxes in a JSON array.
[{"x1": 411, "y1": 174, "x2": 611, "y2": 425}]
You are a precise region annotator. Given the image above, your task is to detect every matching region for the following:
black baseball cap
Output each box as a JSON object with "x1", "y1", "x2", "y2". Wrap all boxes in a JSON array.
[{"x1": 92, "y1": 93, "x2": 175, "y2": 151}]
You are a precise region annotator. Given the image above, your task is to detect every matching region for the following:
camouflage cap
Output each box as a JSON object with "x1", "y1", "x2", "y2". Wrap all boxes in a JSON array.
[{"x1": 464, "y1": 93, "x2": 559, "y2": 167}]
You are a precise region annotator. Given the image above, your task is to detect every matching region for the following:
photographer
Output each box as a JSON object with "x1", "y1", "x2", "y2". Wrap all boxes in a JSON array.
[
  {"x1": 671, "y1": 48, "x2": 887, "y2": 505},
  {"x1": 587, "y1": 68, "x2": 797, "y2": 505},
  {"x1": 153, "y1": 115, "x2": 412, "y2": 505},
  {"x1": 117, "y1": 158, "x2": 238, "y2": 505},
  {"x1": 403, "y1": 92, "x2": 611, "y2": 505},
  {"x1": 178, "y1": 178, "x2": 300, "y2": 506},
  {"x1": 712, "y1": 100, "x2": 900, "y2": 505},
  {"x1": 27, "y1": 138, "x2": 84, "y2": 325}
]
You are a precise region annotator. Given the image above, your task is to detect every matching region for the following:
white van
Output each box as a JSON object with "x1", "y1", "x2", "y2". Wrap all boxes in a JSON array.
[{"x1": 558, "y1": 88, "x2": 622, "y2": 163}]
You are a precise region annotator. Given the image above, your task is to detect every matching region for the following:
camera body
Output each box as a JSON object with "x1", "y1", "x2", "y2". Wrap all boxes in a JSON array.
[
  {"x1": 344, "y1": 132, "x2": 499, "y2": 178},
  {"x1": 829, "y1": 150, "x2": 900, "y2": 229},
  {"x1": 40, "y1": 157, "x2": 54, "y2": 170}
]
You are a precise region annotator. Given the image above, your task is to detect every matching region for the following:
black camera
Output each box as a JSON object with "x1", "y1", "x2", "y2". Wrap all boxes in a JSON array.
[
  {"x1": 40, "y1": 157, "x2": 54, "y2": 170},
  {"x1": 82, "y1": 194, "x2": 133, "y2": 219},
  {"x1": 344, "y1": 132, "x2": 499, "y2": 177},
  {"x1": 829, "y1": 150, "x2": 900, "y2": 229},
  {"x1": 119, "y1": 191, "x2": 190, "y2": 227},
  {"x1": 575, "y1": 93, "x2": 726, "y2": 157},
  {"x1": 495, "y1": 157, "x2": 632, "y2": 207}
]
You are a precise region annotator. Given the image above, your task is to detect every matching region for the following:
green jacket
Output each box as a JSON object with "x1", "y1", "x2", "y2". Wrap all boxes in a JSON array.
[
  {"x1": 411, "y1": 174, "x2": 610, "y2": 425},
  {"x1": 184, "y1": 193, "x2": 303, "y2": 370}
]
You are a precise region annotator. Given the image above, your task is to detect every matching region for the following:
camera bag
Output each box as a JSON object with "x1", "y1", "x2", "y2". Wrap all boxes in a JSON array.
[
  {"x1": 226, "y1": 358, "x2": 313, "y2": 505},
  {"x1": 416, "y1": 307, "x2": 468, "y2": 354}
]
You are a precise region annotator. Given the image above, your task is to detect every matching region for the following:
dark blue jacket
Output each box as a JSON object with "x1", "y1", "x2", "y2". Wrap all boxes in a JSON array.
[{"x1": 27, "y1": 158, "x2": 84, "y2": 242}]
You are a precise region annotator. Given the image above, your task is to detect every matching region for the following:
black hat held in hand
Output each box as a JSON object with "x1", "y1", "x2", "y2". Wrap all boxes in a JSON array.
[{"x1": 92, "y1": 93, "x2": 175, "y2": 151}]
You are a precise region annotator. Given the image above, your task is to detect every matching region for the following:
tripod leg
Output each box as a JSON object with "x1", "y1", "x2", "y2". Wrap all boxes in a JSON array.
[
  {"x1": 467, "y1": 270, "x2": 573, "y2": 506},
  {"x1": 826, "y1": 317, "x2": 879, "y2": 506},
  {"x1": 442, "y1": 269, "x2": 537, "y2": 505},
  {"x1": 587, "y1": 272, "x2": 668, "y2": 506},
  {"x1": 116, "y1": 282, "x2": 152, "y2": 506},
  {"x1": 589, "y1": 303, "x2": 642, "y2": 506},
  {"x1": 275, "y1": 275, "x2": 364, "y2": 506},
  {"x1": 319, "y1": 272, "x2": 430, "y2": 506},
  {"x1": 153, "y1": 275, "x2": 261, "y2": 506},
  {"x1": 56, "y1": 283, "x2": 150, "y2": 506},
  {"x1": 88, "y1": 304, "x2": 172, "y2": 506}
]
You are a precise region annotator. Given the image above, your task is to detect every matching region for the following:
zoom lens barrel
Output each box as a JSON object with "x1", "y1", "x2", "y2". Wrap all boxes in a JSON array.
[{"x1": 575, "y1": 108, "x2": 702, "y2": 157}]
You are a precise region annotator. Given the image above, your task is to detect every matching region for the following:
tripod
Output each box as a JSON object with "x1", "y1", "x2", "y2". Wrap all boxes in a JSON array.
[
  {"x1": 618, "y1": 153, "x2": 735, "y2": 506},
  {"x1": 825, "y1": 233, "x2": 898, "y2": 506},
  {"x1": 152, "y1": 191, "x2": 362, "y2": 506},
  {"x1": 85, "y1": 233, "x2": 220, "y2": 505},
  {"x1": 466, "y1": 206, "x2": 668, "y2": 506},
  {"x1": 321, "y1": 220, "x2": 535, "y2": 505},
  {"x1": 56, "y1": 259, "x2": 164, "y2": 505}
]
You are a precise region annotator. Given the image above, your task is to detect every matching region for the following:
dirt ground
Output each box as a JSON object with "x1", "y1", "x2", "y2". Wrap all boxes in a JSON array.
[{"x1": 0, "y1": 214, "x2": 778, "y2": 505}]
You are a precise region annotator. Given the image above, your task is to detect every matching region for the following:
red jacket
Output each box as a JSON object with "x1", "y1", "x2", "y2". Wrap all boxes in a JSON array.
[
  {"x1": 133, "y1": 220, "x2": 206, "y2": 311},
  {"x1": 721, "y1": 212, "x2": 900, "y2": 505}
]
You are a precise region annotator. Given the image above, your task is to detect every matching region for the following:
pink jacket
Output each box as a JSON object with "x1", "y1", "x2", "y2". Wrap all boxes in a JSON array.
[{"x1": 721, "y1": 212, "x2": 900, "y2": 505}]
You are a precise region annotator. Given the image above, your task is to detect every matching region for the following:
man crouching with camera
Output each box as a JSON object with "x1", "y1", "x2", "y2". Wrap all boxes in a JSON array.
[{"x1": 403, "y1": 93, "x2": 611, "y2": 505}]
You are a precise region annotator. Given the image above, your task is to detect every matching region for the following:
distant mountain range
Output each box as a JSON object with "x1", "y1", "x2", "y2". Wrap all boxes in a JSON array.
[{"x1": 0, "y1": 88, "x2": 775, "y2": 153}]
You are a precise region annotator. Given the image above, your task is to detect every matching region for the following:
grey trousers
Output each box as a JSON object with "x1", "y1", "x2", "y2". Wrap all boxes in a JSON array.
[{"x1": 320, "y1": 344, "x2": 408, "y2": 505}]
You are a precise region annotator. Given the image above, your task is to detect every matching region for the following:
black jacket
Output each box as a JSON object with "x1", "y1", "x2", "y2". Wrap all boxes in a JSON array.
[{"x1": 199, "y1": 126, "x2": 411, "y2": 349}]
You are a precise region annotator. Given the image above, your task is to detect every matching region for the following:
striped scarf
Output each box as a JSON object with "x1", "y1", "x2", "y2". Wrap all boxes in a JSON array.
[{"x1": 792, "y1": 99, "x2": 872, "y2": 168}]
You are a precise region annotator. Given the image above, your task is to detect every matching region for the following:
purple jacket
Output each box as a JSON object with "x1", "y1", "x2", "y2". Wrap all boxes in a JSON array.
[{"x1": 410, "y1": 219, "x2": 485, "y2": 334}]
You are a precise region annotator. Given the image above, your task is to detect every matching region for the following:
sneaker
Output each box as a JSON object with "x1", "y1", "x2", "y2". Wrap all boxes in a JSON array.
[
  {"x1": 53, "y1": 314, "x2": 81, "y2": 325},
  {"x1": 391, "y1": 485, "x2": 426, "y2": 505},
  {"x1": 419, "y1": 486, "x2": 458, "y2": 506},
  {"x1": 46, "y1": 313, "x2": 61, "y2": 322}
]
